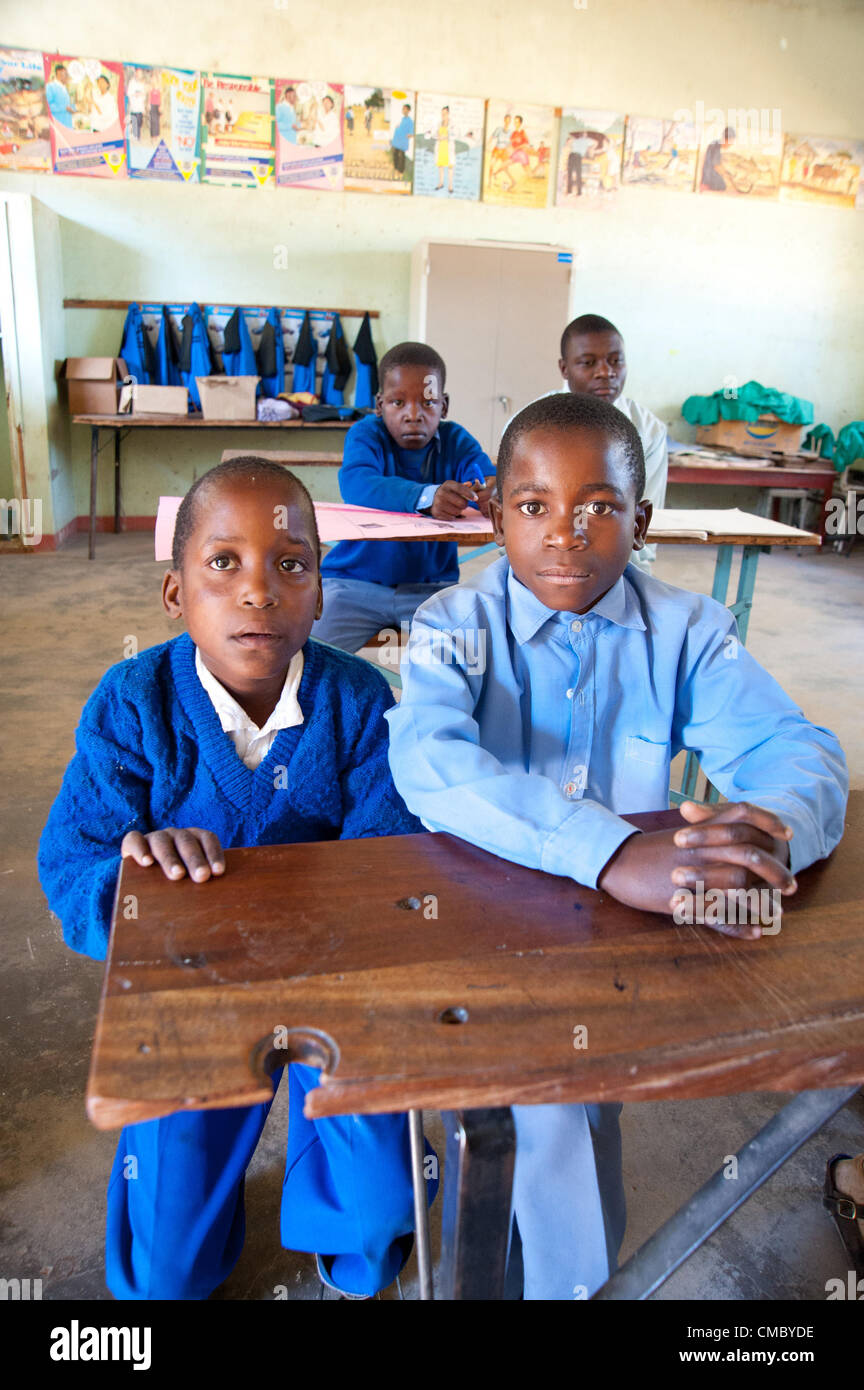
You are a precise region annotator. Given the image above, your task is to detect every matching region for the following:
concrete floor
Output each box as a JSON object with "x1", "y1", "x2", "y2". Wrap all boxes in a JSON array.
[{"x1": 1, "y1": 531, "x2": 862, "y2": 1300}]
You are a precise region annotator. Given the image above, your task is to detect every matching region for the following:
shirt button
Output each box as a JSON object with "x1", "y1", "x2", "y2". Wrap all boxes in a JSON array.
[
  {"x1": 570, "y1": 620, "x2": 582, "y2": 633},
  {"x1": 566, "y1": 688, "x2": 574, "y2": 700}
]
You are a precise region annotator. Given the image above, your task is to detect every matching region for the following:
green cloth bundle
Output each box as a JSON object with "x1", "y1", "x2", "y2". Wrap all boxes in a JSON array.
[
  {"x1": 682, "y1": 381, "x2": 814, "y2": 427},
  {"x1": 834, "y1": 422, "x2": 864, "y2": 474}
]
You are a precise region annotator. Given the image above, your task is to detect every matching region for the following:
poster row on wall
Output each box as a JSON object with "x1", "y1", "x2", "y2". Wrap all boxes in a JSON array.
[{"x1": 1, "y1": 47, "x2": 862, "y2": 211}]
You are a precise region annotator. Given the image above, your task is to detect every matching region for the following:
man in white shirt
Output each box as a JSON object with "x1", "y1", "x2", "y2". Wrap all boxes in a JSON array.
[{"x1": 511, "y1": 314, "x2": 668, "y2": 570}]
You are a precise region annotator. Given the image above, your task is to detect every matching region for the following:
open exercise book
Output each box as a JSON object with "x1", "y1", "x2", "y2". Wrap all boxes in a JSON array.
[{"x1": 154, "y1": 499, "x2": 815, "y2": 561}]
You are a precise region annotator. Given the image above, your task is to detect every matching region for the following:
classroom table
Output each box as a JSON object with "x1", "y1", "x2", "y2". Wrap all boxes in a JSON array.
[
  {"x1": 73, "y1": 414, "x2": 349, "y2": 559},
  {"x1": 86, "y1": 792, "x2": 864, "y2": 1300},
  {"x1": 668, "y1": 449, "x2": 836, "y2": 536}
]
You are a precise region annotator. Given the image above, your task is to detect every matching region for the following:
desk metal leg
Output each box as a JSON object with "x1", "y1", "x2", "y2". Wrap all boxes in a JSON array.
[
  {"x1": 679, "y1": 545, "x2": 760, "y2": 804},
  {"x1": 592, "y1": 1084, "x2": 860, "y2": 1301},
  {"x1": 439, "y1": 1107, "x2": 516, "y2": 1300},
  {"x1": 88, "y1": 425, "x2": 99, "y2": 560},
  {"x1": 408, "y1": 1109, "x2": 434, "y2": 1300},
  {"x1": 731, "y1": 544, "x2": 760, "y2": 645},
  {"x1": 710, "y1": 543, "x2": 733, "y2": 604},
  {"x1": 678, "y1": 546, "x2": 736, "y2": 802},
  {"x1": 113, "y1": 429, "x2": 122, "y2": 533}
]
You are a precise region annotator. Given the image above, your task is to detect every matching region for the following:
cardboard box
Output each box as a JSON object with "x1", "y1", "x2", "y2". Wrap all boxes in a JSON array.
[
  {"x1": 196, "y1": 376, "x2": 259, "y2": 421},
  {"x1": 60, "y1": 357, "x2": 128, "y2": 415},
  {"x1": 118, "y1": 382, "x2": 189, "y2": 416},
  {"x1": 695, "y1": 414, "x2": 805, "y2": 457}
]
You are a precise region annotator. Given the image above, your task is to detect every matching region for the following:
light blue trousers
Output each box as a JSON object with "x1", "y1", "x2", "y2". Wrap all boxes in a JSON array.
[
  {"x1": 511, "y1": 1101, "x2": 625, "y2": 1301},
  {"x1": 105, "y1": 1064, "x2": 435, "y2": 1300},
  {"x1": 311, "y1": 576, "x2": 449, "y2": 653}
]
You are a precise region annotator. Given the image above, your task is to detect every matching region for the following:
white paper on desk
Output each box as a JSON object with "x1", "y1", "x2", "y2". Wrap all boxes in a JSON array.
[
  {"x1": 649, "y1": 507, "x2": 814, "y2": 539},
  {"x1": 154, "y1": 496, "x2": 493, "y2": 561}
]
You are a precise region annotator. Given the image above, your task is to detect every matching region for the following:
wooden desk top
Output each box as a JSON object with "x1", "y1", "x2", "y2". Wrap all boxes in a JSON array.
[
  {"x1": 73, "y1": 414, "x2": 352, "y2": 430},
  {"x1": 669, "y1": 451, "x2": 835, "y2": 482},
  {"x1": 87, "y1": 794, "x2": 864, "y2": 1130}
]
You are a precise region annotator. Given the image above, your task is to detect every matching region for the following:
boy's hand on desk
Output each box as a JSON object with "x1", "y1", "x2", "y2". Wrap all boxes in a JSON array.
[
  {"x1": 121, "y1": 828, "x2": 226, "y2": 884},
  {"x1": 430, "y1": 480, "x2": 482, "y2": 520},
  {"x1": 597, "y1": 801, "x2": 796, "y2": 939}
]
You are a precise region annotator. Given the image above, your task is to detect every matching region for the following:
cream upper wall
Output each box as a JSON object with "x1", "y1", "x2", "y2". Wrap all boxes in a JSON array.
[{"x1": 2, "y1": 0, "x2": 863, "y2": 522}]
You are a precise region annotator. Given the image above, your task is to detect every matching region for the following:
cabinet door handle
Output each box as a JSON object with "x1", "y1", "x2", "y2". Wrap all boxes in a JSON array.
[{"x1": 498, "y1": 395, "x2": 511, "y2": 411}]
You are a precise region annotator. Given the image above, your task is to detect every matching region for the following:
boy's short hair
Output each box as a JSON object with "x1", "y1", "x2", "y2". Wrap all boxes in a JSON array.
[
  {"x1": 497, "y1": 393, "x2": 646, "y2": 500},
  {"x1": 172, "y1": 457, "x2": 320, "y2": 569},
  {"x1": 378, "y1": 341, "x2": 446, "y2": 391},
  {"x1": 560, "y1": 314, "x2": 622, "y2": 358}
]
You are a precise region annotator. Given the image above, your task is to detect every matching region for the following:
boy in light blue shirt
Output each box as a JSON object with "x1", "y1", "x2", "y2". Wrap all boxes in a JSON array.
[{"x1": 386, "y1": 391, "x2": 847, "y2": 1300}]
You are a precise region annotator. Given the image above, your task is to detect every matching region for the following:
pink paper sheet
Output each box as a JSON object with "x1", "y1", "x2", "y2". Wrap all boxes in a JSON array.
[{"x1": 154, "y1": 496, "x2": 492, "y2": 561}]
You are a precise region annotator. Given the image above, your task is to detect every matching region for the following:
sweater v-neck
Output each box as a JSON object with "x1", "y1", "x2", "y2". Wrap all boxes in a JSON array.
[{"x1": 170, "y1": 633, "x2": 323, "y2": 812}]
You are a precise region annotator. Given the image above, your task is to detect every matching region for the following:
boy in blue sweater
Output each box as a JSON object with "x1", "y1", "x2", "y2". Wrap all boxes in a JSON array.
[
  {"x1": 38, "y1": 458, "x2": 434, "y2": 1301},
  {"x1": 311, "y1": 341, "x2": 495, "y2": 652}
]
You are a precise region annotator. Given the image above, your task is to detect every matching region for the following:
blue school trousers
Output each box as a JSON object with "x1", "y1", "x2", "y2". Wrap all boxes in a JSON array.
[
  {"x1": 106, "y1": 1064, "x2": 430, "y2": 1299},
  {"x1": 311, "y1": 576, "x2": 448, "y2": 653}
]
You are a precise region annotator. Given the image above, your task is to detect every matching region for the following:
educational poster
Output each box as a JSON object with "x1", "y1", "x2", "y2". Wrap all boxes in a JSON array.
[
  {"x1": 555, "y1": 109, "x2": 624, "y2": 206},
  {"x1": 0, "y1": 48, "x2": 51, "y2": 172},
  {"x1": 621, "y1": 115, "x2": 700, "y2": 192},
  {"x1": 43, "y1": 53, "x2": 126, "y2": 178},
  {"x1": 779, "y1": 133, "x2": 864, "y2": 210},
  {"x1": 200, "y1": 73, "x2": 274, "y2": 187},
  {"x1": 482, "y1": 100, "x2": 554, "y2": 208},
  {"x1": 274, "y1": 79, "x2": 343, "y2": 191},
  {"x1": 124, "y1": 64, "x2": 201, "y2": 182},
  {"x1": 343, "y1": 85, "x2": 415, "y2": 194},
  {"x1": 698, "y1": 122, "x2": 781, "y2": 199},
  {"x1": 413, "y1": 92, "x2": 484, "y2": 200}
]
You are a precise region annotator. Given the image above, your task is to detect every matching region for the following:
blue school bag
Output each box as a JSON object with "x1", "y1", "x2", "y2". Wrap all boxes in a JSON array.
[
  {"x1": 255, "y1": 307, "x2": 286, "y2": 398},
  {"x1": 291, "y1": 311, "x2": 318, "y2": 394},
  {"x1": 178, "y1": 303, "x2": 215, "y2": 411},
  {"x1": 221, "y1": 308, "x2": 258, "y2": 380},
  {"x1": 155, "y1": 307, "x2": 183, "y2": 387},
  {"x1": 321, "y1": 313, "x2": 352, "y2": 406},
  {"x1": 118, "y1": 303, "x2": 156, "y2": 386},
  {"x1": 352, "y1": 311, "x2": 379, "y2": 409}
]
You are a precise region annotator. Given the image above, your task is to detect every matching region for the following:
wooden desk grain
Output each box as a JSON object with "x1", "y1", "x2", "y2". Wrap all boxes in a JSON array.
[{"x1": 87, "y1": 795, "x2": 864, "y2": 1130}]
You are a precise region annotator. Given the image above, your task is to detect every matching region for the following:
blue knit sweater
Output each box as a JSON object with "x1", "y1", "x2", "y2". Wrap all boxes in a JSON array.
[{"x1": 38, "y1": 633, "x2": 423, "y2": 961}]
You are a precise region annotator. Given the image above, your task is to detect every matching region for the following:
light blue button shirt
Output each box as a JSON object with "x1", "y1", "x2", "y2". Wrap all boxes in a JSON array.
[{"x1": 385, "y1": 555, "x2": 847, "y2": 887}]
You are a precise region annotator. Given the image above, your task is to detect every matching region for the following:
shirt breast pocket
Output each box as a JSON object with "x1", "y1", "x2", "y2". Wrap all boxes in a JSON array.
[{"x1": 625, "y1": 735, "x2": 668, "y2": 766}]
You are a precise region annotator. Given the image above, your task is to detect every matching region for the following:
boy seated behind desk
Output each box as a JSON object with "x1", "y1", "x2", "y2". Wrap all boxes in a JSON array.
[
  {"x1": 38, "y1": 458, "x2": 435, "y2": 1302},
  {"x1": 386, "y1": 393, "x2": 847, "y2": 1302},
  {"x1": 311, "y1": 340, "x2": 495, "y2": 653},
  {"x1": 512, "y1": 312, "x2": 668, "y2": 572}
]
